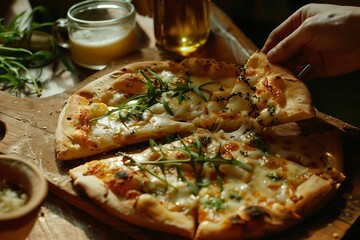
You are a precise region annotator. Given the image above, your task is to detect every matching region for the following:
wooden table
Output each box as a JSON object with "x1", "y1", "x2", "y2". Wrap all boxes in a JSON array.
[{"x1": 1, "y1": 1, "x2": 359, "y2": 240}]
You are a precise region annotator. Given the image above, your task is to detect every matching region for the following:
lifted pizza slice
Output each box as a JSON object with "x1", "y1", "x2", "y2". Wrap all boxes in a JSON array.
[{"x1": 221, "y1": 52, "x2": 316, "y2": 130}]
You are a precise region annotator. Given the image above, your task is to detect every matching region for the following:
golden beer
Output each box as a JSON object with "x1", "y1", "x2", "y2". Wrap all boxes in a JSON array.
[{"x1": 154, "y1": 0, "x2": 211, "y2": 55}]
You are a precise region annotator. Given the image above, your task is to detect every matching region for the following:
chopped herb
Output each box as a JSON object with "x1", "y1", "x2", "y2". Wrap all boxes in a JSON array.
[
  {"x1": 238, "y1": 66, "x2": 256, "y2": 91},
  {"x1": 267, "y1": 104, "x2": 276, "y2": 116},
  {"x1": 162, "y1": 96, "x2": 174, "y2": 116},
  {"x1": 123, "y1": 135, "x2": 254, "y2": 195},
  {"x1": 249, "y1": 132, "x2": 270, "y2": 152},
  {"x1": 171, "y1": 76, "x2": 213, "y2": 103},
  {"x1": 256, "y1": 118, "x2": 265, "y2": 126},
  {"x1": 216, "y1": 91, "x2": 245, "y2": 105},
  {"x1": 201, "y1": 197, "x2": 224, "y2": 211},
  {"x1": 244, "y1": 92, "x2": 259, "y2": 116},
  {"x1": 96, "y1": 69, "x2": 214, "y2": 125},
  {"x1": 266, "y1": 172, "x2": 284, "y2": 181},
  {"x1": 123, "y1": 155, "x2": 178, "y2": 191},
  {"x1": 229, "y1": 192, "x2": 242, "y2": 201},
  {"x1": 240, "y1": 150, "x2": 249, "y2": 157},
  {"x1": 163, "y1": 134, "x2": 181, "y2": 143}
]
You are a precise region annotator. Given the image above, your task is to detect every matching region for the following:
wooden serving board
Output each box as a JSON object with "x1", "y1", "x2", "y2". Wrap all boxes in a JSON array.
[
  {"x1": 0, "y1": 31, "x2": 360, "y2": 239},
  {"x1": 1, "y1": 47, "x2": 360, "y2": 240}
]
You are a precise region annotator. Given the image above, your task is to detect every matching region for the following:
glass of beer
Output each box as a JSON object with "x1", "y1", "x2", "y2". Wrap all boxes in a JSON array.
[
  {"x1": 54, "y1": 0, "x2": 137, "y2": 70},
  {"x1": 153, "y1": 0, "x2": 211, "y2": 55}
]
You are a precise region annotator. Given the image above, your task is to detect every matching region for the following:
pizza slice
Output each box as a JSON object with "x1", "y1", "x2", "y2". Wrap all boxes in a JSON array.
[
  {"x1": 55, "y1": 93, "x2": 196, "y2": 160},
  {"x1": 194, "y1": 125, "x2": 344, "y2": 239},
  {"x1": 221, "y1": 52, "x2": 316, "y2": 130},
  {"x1": 56, "y1": 54, "x2": 316, "y2": 161},
  {"x1": 69, "y1": 126, "x2": 344, "y2": 239},
  {"x1": 69, "y1": 157, "x2": 198, "y2": 238},
  {"x1": 56, "y1": 58, "x2": 241, "y2": 160},
  {"x1": 68, "y1": 132, "x2": 205, "y2": 238}
]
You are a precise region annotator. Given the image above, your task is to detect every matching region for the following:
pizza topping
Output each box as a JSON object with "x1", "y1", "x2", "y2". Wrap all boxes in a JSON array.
[
  {"x1": 201, "y1": 197, "x2": 224, "y2": 211},
  {"x1": 266, "y1": 172, "x2": 285, "y2": 182},
  {"x1": 248, "y1": 132, "x2": 271, "y2": 153},
  {"x1": 126, "y1": 136, "x2": 254, "y2": 195},
  {"x1": 243, "y1": 205, "x2": 270, "y2": 220},
  {"x1": 113, "y1": 73, "x2": 147, "y2": 94},
  {"x1": 62, "y1": 54, "x2": 345, "y2": 239},
  {"x1": 229, "y1": 191, "x2": 242, "y2": 201},
  {"x1": 239, "y1": 66, "x2": 256, "y2": 92}
]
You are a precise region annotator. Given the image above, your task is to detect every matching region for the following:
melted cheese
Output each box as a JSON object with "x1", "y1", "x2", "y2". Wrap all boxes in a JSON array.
[
  {"x1": 67, "y1": 57, "x2": 344, "y2": 234},
  {"x1": 73, "y1": 119, "x2": 344, "y2": 234},
  {"x1": 87, "y1": 107, "x2": 195, "y2": 148}
]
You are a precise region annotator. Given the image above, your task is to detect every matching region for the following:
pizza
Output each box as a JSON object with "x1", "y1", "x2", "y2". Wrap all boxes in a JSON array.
[
  {"x1": 55, "y1": 52, "x2": 314, "y2": 160},
  {"x1": 55, "y1": 52, "x2": 345, "y2": 239}
]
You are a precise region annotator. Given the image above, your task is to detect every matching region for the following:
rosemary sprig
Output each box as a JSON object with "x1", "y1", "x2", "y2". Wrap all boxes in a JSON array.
[
  {"x1": 124, "y1": 136, "x2": 254, "y2": 194},
  {"x1": 170, "y1": 76, "x2": 213, "y2": 103},
  {"x1": 0, "y1": 6, "x2": 72, "y2": 97},
  {"x1": 124, "y1": 155, "x2": 178, "y2": 190},
  {"x1": 249, "y1": 132, "x2": 270, "y2": 153},
  {"x1": 99, "y1": 68, "x2": 215, "y2": 123}
]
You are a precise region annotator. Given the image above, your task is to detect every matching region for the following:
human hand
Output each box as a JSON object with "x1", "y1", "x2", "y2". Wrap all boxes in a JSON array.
[{"x1": 261, "y1": 3, "x2": 360, "y2": 79}]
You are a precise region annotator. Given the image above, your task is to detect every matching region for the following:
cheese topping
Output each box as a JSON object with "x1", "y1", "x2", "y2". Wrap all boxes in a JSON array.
[
  {"x1": 78, "y1": 124, "x2": 343, "y2": 223},
  {"x1": 63, "y1": 55, "x2": 344, "y2": 239}
]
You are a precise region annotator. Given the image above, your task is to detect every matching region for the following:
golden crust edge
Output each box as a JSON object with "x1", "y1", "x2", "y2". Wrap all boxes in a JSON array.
[
  {"x1": 248, "y1": 51, "x2": 316, "y2": 123},
  {"x1": 69, "y1": 164, "x2": 196, "y2": 238}
]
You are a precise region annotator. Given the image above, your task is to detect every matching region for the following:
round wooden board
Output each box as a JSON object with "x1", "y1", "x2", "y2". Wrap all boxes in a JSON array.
[{"x1": 0, "y1": 48, "x2": 359, "y2": 239}]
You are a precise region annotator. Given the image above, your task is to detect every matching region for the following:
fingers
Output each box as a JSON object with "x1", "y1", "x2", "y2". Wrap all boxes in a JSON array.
[
  {"x1": 266, "y1": 26, "x2": 310, "y2": 63},
  {"x1": 261, "y1": 9, "x2": 304, "y2": 54},
  {"x1": 261, "y1": 5, "x2": 321, "y2": 64},
  {"x1": 261, "y1": 22, "x2": 293, "y2": 53}
]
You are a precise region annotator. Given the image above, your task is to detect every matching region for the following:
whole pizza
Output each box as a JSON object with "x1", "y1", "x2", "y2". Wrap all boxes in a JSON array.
[{"x1": 55, "y1": 52, "x2": 345, "y2": 239}]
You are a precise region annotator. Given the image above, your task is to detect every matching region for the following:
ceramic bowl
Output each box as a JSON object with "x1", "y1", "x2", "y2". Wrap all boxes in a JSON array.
[{"x1": 0, "y1": 155, "x2": 48, "y2": 240}]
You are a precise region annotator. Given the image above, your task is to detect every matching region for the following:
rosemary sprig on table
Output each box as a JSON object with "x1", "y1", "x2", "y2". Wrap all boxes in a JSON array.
[
  {"x1": 100, "y1": 68, "x2": 214, "y2": 123},
  {"x1": 122, "y1": 136, "x2": 254, "y2": 194},
  {"x1": 0, "y1": 6, "x2": 71, "y2": 97}
]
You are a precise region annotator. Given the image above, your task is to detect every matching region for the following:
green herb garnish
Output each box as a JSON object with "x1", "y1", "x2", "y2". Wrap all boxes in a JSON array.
[
  {"x1": 98, "y1": 69, "x2": 214, "y2": 124},
  {"x1": 0, "y1": 6, "x2": 71, "y2": 96},
  {"x1": 249, "y1": 132, "x2": 270, "y2": 153},
  {"x1": 266, "y1": 172, "x2": 284, "y2": 181},
  {"x1": 201, "y1": 197, "x2": 224, "y2": 211},
  {"x1": 229, "y1": 191, "x2": 242, "y2": 201},
  {"x1": 124, "y1": 136, "x2": 254, "y2": 195},
  {"x1": 171, "y1": 76, "x2": 212, "y2": 103},
  {"x1": 238, "y1": 66, "x2": 256, "y2": 91},
  {"x1": 267, "y1": 104, "x2": 276, "y2": 116}
]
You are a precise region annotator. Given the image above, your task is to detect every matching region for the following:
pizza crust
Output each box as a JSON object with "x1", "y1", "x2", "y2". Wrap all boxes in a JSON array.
[
  {"x1": 179, "y1": 57, "x2": 242, "y2": 78},
  {"x1": 293, "y1": 175, "x2": 338, "y2": 218},
  {"x1": 226, "y1": 52, "x2": 316, "y2": 128},
  {"x1": 69, "y1": 164, "x2": 196, "y2": 238},
  {"x1": 252, "y1": 52, "x2": 315, "y2": 122},
  {"x1": 57, "y1": 53, "x2": 345, "y2": 239},
  {"x1": 194, "y1": 174, "x2": 342, "y2": 240},
  {"x1": 195, "y1": 215, "x2": 291, "y2": 240}
]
